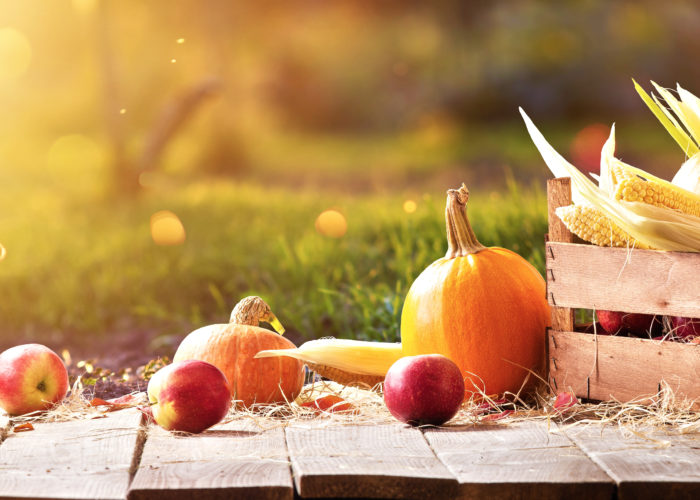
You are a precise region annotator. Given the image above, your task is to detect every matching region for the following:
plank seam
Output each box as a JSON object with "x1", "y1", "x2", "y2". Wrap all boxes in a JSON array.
[
  {"x1": 127, "y1": 413, "x2": 148, "y2": 488},
  {"x1": 556, "y1": 426, "x2": 622, "y2": 488},
  {"x1": 283, "y1": 426, "x2": 301, "y2": 497},
  {"x1": 418, "y1": 427, "x2": 461, "y2": 485}
]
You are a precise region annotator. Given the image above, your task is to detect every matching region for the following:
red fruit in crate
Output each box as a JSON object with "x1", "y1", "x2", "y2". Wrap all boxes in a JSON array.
[
  {"x1": 671, "y1": 317, "x2": 700, "y2": 339},
  {"x1": 597, "y1": 310, "x2": 657, "y2": 336},
  {"x1": 596, "y1": 311, "x2": 624, "y2": 334}
]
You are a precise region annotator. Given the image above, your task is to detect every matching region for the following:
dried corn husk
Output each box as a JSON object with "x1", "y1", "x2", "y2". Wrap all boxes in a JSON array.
[
  {"x1": 672, "y1": 154, "x2": 700, "y2": 195},
  {"x1": 255, "y1": 339, "x2": 403, "y2": 387},
  {"x1": 520, "y1": 108, "x2": 700, "y2": 252}
]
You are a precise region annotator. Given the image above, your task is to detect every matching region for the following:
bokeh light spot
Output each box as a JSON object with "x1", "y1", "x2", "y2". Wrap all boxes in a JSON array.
[
  {"x1": 171, "y1": 58, "x2": 177, "y2": 63},
  {"x1": 0, "y1": 28, "x2": 32, "y2": 82},
  {"x1": 119, "y1": 108, "x2": 127, "y2": 114},
  {"x1": 403, "y1": 200, "x2": 417, "y2": 213},
  {"x1": 315, "y1": 210, "x2": 347, "y2": 238},
  {"x1": 150, "y1": 210, "x2": 186, "y2": 246},
  {"x1": 0, "y1": 243, "x2": 6, "y2": 261},
  {"x1": 176, "y1": 38, "x2": 186, "y2": 44},
  {"x1": 570, "y1": 123, "x2": 609, "y2": 174}
]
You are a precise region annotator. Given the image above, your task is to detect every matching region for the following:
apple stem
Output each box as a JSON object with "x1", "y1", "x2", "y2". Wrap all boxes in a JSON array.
[{"x1": 229, "y1": 296, "x2": 286, "y2": 335}]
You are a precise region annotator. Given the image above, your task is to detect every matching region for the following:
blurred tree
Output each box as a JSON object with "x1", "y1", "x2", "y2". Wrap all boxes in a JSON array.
[{"x1": 96, "y1": 0, "x2": 221, "y2": 196}]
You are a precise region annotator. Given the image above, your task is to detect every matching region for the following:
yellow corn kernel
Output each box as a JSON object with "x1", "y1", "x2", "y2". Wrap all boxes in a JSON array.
[
  {"x1": 611, "y1": 163, "x2": 700, "y2": 217},
  {"x1": 556, "y1": 205, "x2": 652, "y2": 249}
]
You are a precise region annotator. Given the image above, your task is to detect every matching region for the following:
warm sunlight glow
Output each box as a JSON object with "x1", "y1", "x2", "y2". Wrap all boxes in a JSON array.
[
  {"x1": 46, "y1": 134, "x2": 106, "y2": 188},
  {"x1": 315, "y1": 210, "x2": 347, "y2": 238},
  {"x1": 0, "y1": 28, "x2": 32, "y2": 82},
  {"x1": 0, "y1": 243, "x2": 6, "y2": 261},
  {"x1": 176, "y1": 38, "x2": 186, "y2": 44},
  {"x1": 150, "y1": 210, "x2": 186, "y2": 246},
  {"x1": 72, "y1": 0, "x2": 98, "y2": 14},
  {"x1": 403, "y1": 200, "x2": 417, "y2": 213}
]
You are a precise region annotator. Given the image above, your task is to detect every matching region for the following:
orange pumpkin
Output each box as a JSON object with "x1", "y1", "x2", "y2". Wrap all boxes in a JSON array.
[
  {"x1": 401, "y1": 184, "x2": 550, "y2": 396},
  {"x1": 173, "y1": 296, "x2": 305, "y2": 407}
]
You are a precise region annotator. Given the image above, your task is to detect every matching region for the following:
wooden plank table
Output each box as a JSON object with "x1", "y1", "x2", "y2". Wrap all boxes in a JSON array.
[{"x1": 1, "y1": 410, "x2": 699, "y2": 499}]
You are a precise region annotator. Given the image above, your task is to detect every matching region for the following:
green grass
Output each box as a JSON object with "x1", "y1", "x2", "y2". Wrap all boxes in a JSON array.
[{"x1": 0, "y1": 176, "x2": 547, "y2": 349}]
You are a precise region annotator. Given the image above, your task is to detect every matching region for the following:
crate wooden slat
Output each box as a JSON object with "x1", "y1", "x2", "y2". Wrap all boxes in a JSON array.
[
  {"x1": 546, "y1": 242, "x2": 700, "y2": 317},
  {"x1": 128, "y1": 420, "x2": 293, "y2": 500},
  {"x1": 285, "y1": 423, "x2": 458, "y2": 499},
  {"x1": 566, "y1": 425, "x2": 700, "y2": 500},
  {"x1": 424, "y1": 422, "x2": 614, "y2": 500},
  {"x1": 0, "y1": 409, "x2": 143, "y2": 500},
  {"x1": 547, "y1": 177, "x2": 575, "y2": 333},
  {"x1": 549, "y1": 330, "x2": 700, "y2": 402}
]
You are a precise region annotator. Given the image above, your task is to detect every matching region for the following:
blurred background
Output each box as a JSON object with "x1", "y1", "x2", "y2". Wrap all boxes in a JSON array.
[{"x1": 1, "y1": 0, "x2": 698, "y2": 361}]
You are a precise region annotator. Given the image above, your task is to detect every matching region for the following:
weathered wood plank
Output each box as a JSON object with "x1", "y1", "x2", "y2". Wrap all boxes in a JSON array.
[
  {"x1": 549, "y1": 330, "x2": 700, "y2": 403},
  {"x1": 0, "y1": 409, "x2": 143, "y2": 500},
  {"x1": 128, "y1": 419, "x2": 293, "y2": 500},
  {"x1": 547, "y1": 177, "x2": 575, "y2": 333},
  {"x1": 285, "y1": 423, "x2": 458, "y2": 499},
  {"x1": 424, "y1": 422, "x2": 614, "y2": 500},
  {"x1": 546, "y1": 242, "x2": 700, "y2": 317},
  {"x1": 566, "y1": 425, "x2": 700, "y2": 500}
]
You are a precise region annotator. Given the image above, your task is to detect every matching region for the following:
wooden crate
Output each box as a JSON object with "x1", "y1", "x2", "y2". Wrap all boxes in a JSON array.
[{"x1": 545, "y1": 178, "x2": 700, "y2": 404}]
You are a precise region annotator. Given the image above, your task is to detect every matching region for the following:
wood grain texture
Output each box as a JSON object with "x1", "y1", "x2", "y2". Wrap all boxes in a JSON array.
[
  {"x1": 285, "y1": 423, "x2": 458, "y2": 499},
  {"x1": 0, "y1": 409, "x2": 143, "y2": 500},
  {"x1": 547, "y1": 178, "x2": 575, "y2": 334},
  {"x1": 424, "y1": 422, "x2": 614, "y2": 500},
  {"x1": 565, "y1": 425, "x2": 700, "y2": 500},
  {"x1": 128, "y1": 419, "x2": 292, "y2": 500},
  {"x1": 546, "y1": 242, "x2": 700, "y2": 317},
  {"x1": 549, "y1": 330, "x2": 700, "y2": 403}
]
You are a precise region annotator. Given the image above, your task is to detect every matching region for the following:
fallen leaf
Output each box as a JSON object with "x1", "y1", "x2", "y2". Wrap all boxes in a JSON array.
[
  {"x1": 138, "y1": 405, "x2": 155, "y2": 424},
  {"x1": 482, "y1": 410, "x2": 514, "y2": 421},
  {"x1": 89, "y1": 398, "x2": 110, "y2": 407},
  {"x1": 89, "y1": 393, "x2": 146, "y2": 412},
  {"x1": 553, "y1": 391, "x2": 578, "y2": 413},
  {"x1": 13, "y1": 422, "x2": 34, "y2": 432},
  {"x1": 300, "y1": 395, "x2": 353, "y2": 413}
]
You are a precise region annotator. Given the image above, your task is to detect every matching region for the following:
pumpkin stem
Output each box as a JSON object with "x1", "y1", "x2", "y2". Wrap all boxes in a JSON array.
[
  {"x1": 445, "y1": 183, "x2": 486, "y2": 258},
  {"x1": 230, "y1": 296, "x2": 286, "y2": 335}
]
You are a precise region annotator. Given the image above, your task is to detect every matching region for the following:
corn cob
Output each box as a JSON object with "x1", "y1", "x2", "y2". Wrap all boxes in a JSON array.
[
  {"x1": 521, "y1": 108, "x2": 700, "y2": 252},
  {"x1": 304, "y1": 362, "x2": 385, "y2": 388},
  {"x1": 556, "y1": 205, "x2": 651, "y2": 249},
  {"x1": 255, "y1": 339, "x2": 403, "y2": 387},
  {"x1": 609, "y1": 162, "x2": 700, "y2": 217}
]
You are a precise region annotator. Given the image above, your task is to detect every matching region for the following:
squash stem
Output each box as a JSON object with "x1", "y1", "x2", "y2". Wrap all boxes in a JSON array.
[
  {"x1": 230, "y1": 296, "x2": 286, "y2": 335},
  {"x1": 445, "y1": 183, "x2": 486, "y2": 258}
]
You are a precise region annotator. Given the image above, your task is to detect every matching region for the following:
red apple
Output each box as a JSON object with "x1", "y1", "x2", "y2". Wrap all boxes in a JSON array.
[
  {"x1": 383, "y1": 354, "x2": 464, "y2": 426},
  {"x1": 671, "y1": 317, "x2": 700, "y2": 339},
  {"x1": 0, "y1": 344, "x2": 69, "y2": 415},
  {"x1": 597, "y1": 310, "x2": 658, "y2": 336},
  {"x1": 147, "y1": 360, "x2": 231, "y2": 433}
]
